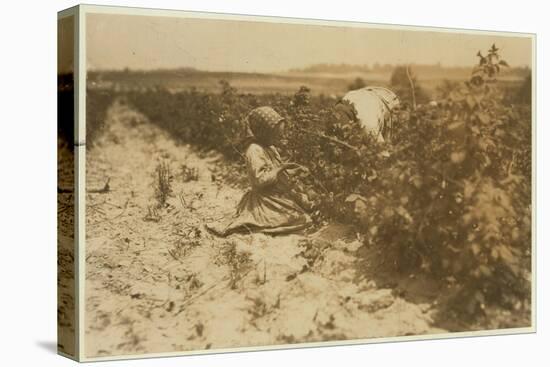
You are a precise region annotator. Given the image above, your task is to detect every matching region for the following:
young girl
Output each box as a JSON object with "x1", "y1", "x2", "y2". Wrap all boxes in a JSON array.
[{"x1": 206, "y1": 106, "x2": 312, "y2": 237}]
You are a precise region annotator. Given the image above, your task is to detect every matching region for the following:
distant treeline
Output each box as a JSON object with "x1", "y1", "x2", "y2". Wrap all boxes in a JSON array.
[{"x1": 289, "y1": 62, "x2": 531, "y2": 78}]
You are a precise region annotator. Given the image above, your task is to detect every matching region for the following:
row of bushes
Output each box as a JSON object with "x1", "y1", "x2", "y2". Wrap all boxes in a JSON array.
[
  {"x1": 58, "y1": 75, "x2": 113, "y2": 149},
  {"x1": 114, "y1": 46, "x2": 531, "y2": 326},
  {"x1": 86, "y1": 88, "x2": 113, "y2": 147},
  {"x1": 57, "y1": 74, "x2": 74, "y2": 146}
]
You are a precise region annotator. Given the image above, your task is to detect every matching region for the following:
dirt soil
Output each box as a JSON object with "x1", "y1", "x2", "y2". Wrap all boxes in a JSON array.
[
  {"x1": 57, "y1": 140, "x2": 76, "y2": 356},
  {"x1": 84, "y1": 101, "x2": 447, "y2": 358}
]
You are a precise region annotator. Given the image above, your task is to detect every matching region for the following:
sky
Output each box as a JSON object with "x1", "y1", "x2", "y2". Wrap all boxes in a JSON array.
[{"x1": 86, "y1": 13, "x2": 533, "y2": 73}]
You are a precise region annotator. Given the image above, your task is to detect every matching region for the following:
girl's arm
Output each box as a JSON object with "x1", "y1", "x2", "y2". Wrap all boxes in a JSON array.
[
  {"x1": 284, "y1": 163, "x2": 309, "y2": 176},
  {"x1": 247, "y1": 145, "x2": 305, "y2": 188},
  {"x1": 247, "y1": 145, "x2": 285, "y2": 188}
]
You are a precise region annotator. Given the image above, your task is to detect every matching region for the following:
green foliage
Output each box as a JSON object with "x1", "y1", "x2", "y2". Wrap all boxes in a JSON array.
[
  {"x1": 390, "y1": 65, "x2": 431, "y2": 105},
  {"x1": 293, "y1": 86, "x2": 312, "y2": 107},
  {"x1": 58, "y1": 74, "x2": 74, "y2": 146},
  {"x1": 215, "y1": 241, "x2": 253, "y2": 290},
  {"x1": 86, "y1": 89, "x2": 112, "y2": 147},
  {"x1": 509, "y1": 75, "x2": 532, "y2": 105},
  {"x1": 347, "y1": 77, "x2": 367, "y2": 91},
  {"x1": 436, "y1": 79, "x2": 461, "y2": 100},
  {"x1": 350, "y1": 46, "x2": 531, "y2": 321},
  {"x1": 123, "y1": 82, "x2": 253, "y2": 160},
  {"x1": 152, "y1": 160, "x2": 173, "y2": 208}
]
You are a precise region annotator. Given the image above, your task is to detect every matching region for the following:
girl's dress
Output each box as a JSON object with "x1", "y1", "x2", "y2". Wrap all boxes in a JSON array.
[{"x1": 207, "y1": 143, "x2": 312, "y2": 236}]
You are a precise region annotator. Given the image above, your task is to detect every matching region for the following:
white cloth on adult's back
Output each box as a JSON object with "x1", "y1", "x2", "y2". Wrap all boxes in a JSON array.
[{"x1": 342, "y1": 86, "x2": 400, "y2": 142}]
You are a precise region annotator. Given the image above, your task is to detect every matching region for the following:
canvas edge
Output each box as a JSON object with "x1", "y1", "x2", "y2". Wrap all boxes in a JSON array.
[
  {"x1": 57, "y1": 5, "x2": 79, "y2": 363},
  {"x1": 530, "y1": 33, "x2": 537, "y2": 334},
  {"x1": 76, "y1": 4, "x2": 87, "y2": 363},
  {"x1": 57, "y1": 5, "x2": 78, "y2": 20},
  {"x1": 78, "y1": 3, "x2": 535, "y2": 37},
  {"x1": 73, "y1": 3, "x2": 537, "y2": 362},
  {"x1": 79, "y1": 326, "x2": 536, "y2": 363}
]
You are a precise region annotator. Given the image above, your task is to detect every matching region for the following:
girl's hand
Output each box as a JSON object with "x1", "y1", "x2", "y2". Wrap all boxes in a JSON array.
[
  {"x1": 284, "y1": 163, "x2": 309, "y2": 175},
  {"x1": 274, "y1": 164, "x2": 295, "y2": 177},
  {"x1": 299, "y1": 165, "x2": 310, "y2": 174},
  {"x1": 281, "y1": 162, "x2": 301, "y2": 170}
]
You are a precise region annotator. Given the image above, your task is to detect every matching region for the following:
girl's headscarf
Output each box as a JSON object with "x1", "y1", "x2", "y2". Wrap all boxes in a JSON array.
[{"x1": 244, "y1": 106, "x2": 284, "y2": 146}]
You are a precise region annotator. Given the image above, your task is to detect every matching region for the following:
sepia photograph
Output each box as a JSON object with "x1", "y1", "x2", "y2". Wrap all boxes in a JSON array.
[{"x1": 59, "y1": 5, "x2": 534, "y2": 360}]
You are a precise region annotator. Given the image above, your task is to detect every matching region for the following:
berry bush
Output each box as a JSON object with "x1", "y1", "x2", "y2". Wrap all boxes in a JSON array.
[{"x1": 113, "y1": 45, "x2": 531, "y2": 325}]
